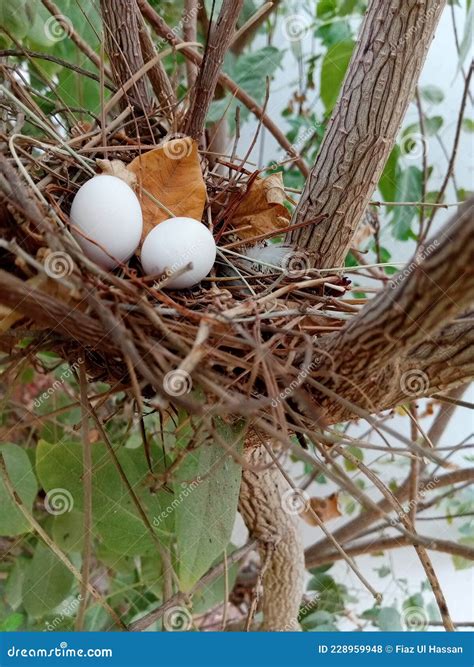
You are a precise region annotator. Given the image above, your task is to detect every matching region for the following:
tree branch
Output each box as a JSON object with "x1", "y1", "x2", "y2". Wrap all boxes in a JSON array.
[
  {"x1": 136, "y1": 9, "x2": 176, "y2": 118},
  {"x1": 289, "y1": 0, "x2": 446, "y2": 266},
  {"x1": 100, "y1": 0, "x2": 151, "y2": 111},
  {"x1": 312, "y1": 198, "x2": 474, "y2": 422},
  {"x1": 305, "y1": 468, "x2": 474, "y2": 565},
  {"x1": 306, "y1": 535, "x2": 474, "y2": 569},
  {"x1": 137, "y1": 0, "x2": 309, "y2": 174},
  {"x1": 183, "y1": 0, "x2": 244, "y2": 139}
]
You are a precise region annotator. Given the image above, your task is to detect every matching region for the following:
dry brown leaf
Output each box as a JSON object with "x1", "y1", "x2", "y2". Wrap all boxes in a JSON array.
[
  {"x1": 127, "y1": 137, "x2": 206, "y2": 242},
  {"x1": 301, "y1": 493, "x2": 342, "y2": 526},
  {"x1": 230, "y1": 173, "x2": 291, "y2": 240}
]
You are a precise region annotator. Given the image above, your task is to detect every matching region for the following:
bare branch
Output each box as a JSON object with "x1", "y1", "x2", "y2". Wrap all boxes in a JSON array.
[
  {"x1": 289, "y1": 0, "x2": 446, "y2": 266},
  {"x1": 137, "y1": 0, "x2": 309, "y2": 174},
  {"x1": 183, "y1": 0, "x2": 244, "y2": 139},
  {"x1": 100, "y1": 0, "x2": 151, "y2": 111}
]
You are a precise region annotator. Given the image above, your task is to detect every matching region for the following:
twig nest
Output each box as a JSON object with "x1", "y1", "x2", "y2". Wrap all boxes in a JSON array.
[
  {"x1": 70, "y1": 175, "x2": 143, "y2": 270},
  {"x1": 141, "y1": 217, "x2": 216, "y2": 289}
]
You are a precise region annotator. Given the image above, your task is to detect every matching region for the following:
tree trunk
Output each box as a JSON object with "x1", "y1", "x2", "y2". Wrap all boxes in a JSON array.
[
  {"x1": 289, "y1": 0, "x2": 446, "y2": 267},
  {"x1": 239, "y1": 436, "x2": 305, "y2": 631}
]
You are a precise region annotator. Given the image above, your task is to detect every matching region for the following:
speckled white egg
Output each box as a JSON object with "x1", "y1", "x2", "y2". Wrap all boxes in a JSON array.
[
  {"x1": 141, "y1": 217, "x2": 216, "y2": 289},
  {"x1": 70, "y1": 174, "x2": 143, "y2": 270}
]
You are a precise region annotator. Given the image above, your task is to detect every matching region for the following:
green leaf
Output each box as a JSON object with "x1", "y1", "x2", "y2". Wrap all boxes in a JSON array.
[
  {"x1": 175, "y1": 419, "x2": 244, "y2": 591},
  {"x1": 316, "y1": 19, "x2": 352, "y2": 47},
  {"x1": 52, "y1": 510, "x2": 84, "y2": 553},
  {"x1": 462, "y1": 118, "x2": 474, "y2": 133},
  {"x1": 392, "y1": 166, "x2": 423, "y2": 240},
  {"x1": 0, "y1": 443, "x2": 38, "y2": 536},
  {"x1": 191, "y1": 549, "x2": 239, "y2": 614},
  {"x1": 452, "y1": 537, "x2": 474, "y2": 570},
  {"x1": 208, "y1": 47, "x2": 283, "y2": 129},
  {"x1": 22, "y1": 541, "x2": 74, "y2": 618},
  {"x1": 0, "y1": 612, "x2": 24, "y2": 631},
  {"x1": 420, "y1": 85, "x2": 444, "y2": 105},
  {"x1": 320, "y1": 40, "x2": 355, "y2": 111},
  {"x1": 377, "y1": 607, "x2": 403, "y2": 631},
  {"x1": 378, "y1": 145, "x2": 400, "y2": 202},
  {"x1": 36, "y1": 439, "x2": 172, "y2": 557},
  {"x1": 0, "y1": 0, "x2": 31, "y2": 45},
  {"x1": 343, "y1": 446, "x2": 363, "y2": 471},
  {"x1": 5, "y1": 558, "x2": 28, "y2": 611},
  {"x1": 302, "y1": 609, "x2": 334, "y2": 629}
]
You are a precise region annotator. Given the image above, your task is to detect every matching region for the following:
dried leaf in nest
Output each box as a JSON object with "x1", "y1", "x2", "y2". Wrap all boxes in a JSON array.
[
  {"x1": 127, "y1": 137, "x2": 206, "y2": 242},
  {"x1": 301, "y1": 493, "x2": 341, "y2": 526},
  {"x1": 230, "y1": 173, "x2": 291, "y2": 240}
]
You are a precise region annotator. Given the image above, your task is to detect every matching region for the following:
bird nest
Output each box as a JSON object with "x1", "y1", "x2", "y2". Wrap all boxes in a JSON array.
[{"x1": 0, "y1": 91, "x2": 359, "y2": 439}]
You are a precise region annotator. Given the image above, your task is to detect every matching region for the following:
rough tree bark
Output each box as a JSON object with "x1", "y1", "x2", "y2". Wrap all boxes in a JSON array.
[
  {"x1": 136, "y1": 10, "x2": 176, "y2": 118},
  {"x1": 183, "y1": 0, "x2": 244, "y2": 139},
  {"x1": 308, "y1": 198, "x2": 474, "y2": 422},
  {"x1": 100, "y1": 0, "x2": 151, "y2": 111},
  {"x1": 289, "y1": 0, "x2": 447, "y2": 267},
  {"x1": 239, "y1": 435, "x2": 305, "y2": 631}
]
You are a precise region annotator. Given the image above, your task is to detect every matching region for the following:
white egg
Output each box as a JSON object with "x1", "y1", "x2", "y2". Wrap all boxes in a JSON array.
[
  {"x1": 141, "y1": 217, "x2": 216, "y2": 289},
  {"x1": 70, "y1": 174, "x2": 143, "y2": 270}
]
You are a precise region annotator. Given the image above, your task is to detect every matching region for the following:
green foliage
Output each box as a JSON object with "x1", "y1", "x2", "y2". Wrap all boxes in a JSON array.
[
  {"x1": 0, "y1": 443, "x2": 38, "y2": 536},
  {"x1": 175, "y1": 418, "x2": 244, "y2": 591},
  {"x1": 22, "y1": 541, "x2": 74, "y2": 618},
  {"x1": 36, "y1": 439, "x2": 173, "y2": 556},
  {"x1": 392, "y1": 167, "x2": 423, "y2": 240},
  {"x1": 208, "y1": 47, "x2": 284, "y2": 129},
  {"x1": 320, "y1": 40, "x2": 355, "y2": 110}
]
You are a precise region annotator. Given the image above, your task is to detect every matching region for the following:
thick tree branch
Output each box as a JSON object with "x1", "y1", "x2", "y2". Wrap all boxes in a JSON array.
[
  {"x1": 136, "y1": 10, "x2": 176, "y2": 118},
  {"x1": 289, "y1": 0, "x2": 446, "y2": 266},
  {"x1": 183, "y1": 0, "x2": 244, "y2": 139},
  {"x1": 100, "y1": 0, "x2": 151, "y2": 111},
  {"x1": 312, "y1": 198, "x2": 474, "y2": 422}
]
